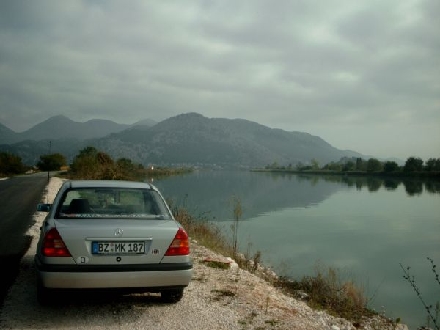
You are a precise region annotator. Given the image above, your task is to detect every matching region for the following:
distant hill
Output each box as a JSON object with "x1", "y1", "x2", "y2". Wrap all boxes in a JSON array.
[
  {"x1": 16, "y1": 115, "x2": 131, "y2": 141},
  {"x1": 91, "y1": 113, "x2": 364, "y2": 167},
  {"x1": 132, "y1": 119, "x2": 158, "y2": 127},
  {"x1": 0, "y1": 122, "x2": 19, "y2": 144},
  {"x1": 0, "y1": 112, "x2": 365, "y2": 167},
  {"x1": 0, "y1": 116, "x2": 158, "y2": 143}
]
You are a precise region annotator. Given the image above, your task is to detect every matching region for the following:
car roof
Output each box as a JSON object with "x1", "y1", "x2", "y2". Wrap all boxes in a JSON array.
[{"x1": 63, "y1": 180, "x2": 155, "y2": 190}]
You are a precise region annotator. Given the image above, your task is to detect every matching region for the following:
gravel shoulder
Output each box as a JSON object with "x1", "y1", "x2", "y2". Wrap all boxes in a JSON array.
[{"x1": 0, "y1": 177, "x2": 404, "y2": 330}]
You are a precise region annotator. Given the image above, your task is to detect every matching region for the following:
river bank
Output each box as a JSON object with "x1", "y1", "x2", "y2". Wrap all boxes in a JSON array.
[{"x1": 0, "y1": 176, "x2": 409, "y2": 330}]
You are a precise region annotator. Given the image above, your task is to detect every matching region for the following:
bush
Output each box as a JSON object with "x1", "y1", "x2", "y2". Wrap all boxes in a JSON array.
[
  {"x1": 275, "y1": 263, "x2": 375, "y2": 322},
  {"x1": 37, "y1": 153, "x2": 67, "y2": 171},
  {"x1": 0, "y1": 152, "x2": 25, "y2": 175}
]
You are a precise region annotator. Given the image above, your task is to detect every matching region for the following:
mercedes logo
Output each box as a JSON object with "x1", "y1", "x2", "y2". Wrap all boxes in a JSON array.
[{"x1": 114, "y1": 228, "x2": 123, "y2": 237}]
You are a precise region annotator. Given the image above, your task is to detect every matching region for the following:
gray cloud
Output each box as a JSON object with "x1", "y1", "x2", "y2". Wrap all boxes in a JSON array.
[{"x1": 0, "y1": 0, "x2": 439, "y2": 159}]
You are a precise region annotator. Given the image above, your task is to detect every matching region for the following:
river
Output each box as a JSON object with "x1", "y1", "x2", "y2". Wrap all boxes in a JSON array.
[{"x1": 154, "y1": 170, "x2": 440, "y2": 330}]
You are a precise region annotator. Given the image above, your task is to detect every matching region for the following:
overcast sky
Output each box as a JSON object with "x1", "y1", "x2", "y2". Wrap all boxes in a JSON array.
[{"x1": 1, "y1": 1, "x2": 439, "y2": 160}]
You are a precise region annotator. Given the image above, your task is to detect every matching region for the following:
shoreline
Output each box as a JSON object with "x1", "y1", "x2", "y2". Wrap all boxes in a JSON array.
[{"x1": 0, "y1": 176, "x2": 409, "y2": 330}]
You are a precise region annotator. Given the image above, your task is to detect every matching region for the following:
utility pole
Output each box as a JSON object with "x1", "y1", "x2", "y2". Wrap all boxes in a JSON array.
[{"x1": 47, "y1": 141, "x2": 51, "y2": 181}]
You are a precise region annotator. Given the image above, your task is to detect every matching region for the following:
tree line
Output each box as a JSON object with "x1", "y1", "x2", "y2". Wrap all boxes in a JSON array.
[
  {"x1": 2, "y1": 149, "x2": 438, "y2": 178},
  {"x1": 0, "y1": 151, "x2": 68, "y2": 176},
  {"x1": 265, "y1": 156, "x2": 440, "y2": 175},
  {"x1": 0, "y1": 147, "x2": 191, "y2": 179}
]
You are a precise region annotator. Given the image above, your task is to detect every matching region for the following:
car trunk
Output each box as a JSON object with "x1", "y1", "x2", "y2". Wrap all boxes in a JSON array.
[{"x1": 53, "y1": 218, "x2": 179, "y2": 265}]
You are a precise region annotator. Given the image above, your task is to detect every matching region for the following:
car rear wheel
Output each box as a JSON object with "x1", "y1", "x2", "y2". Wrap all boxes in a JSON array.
[{"x1": 160, "y1": 288, "x2": 184, "y2": 303}]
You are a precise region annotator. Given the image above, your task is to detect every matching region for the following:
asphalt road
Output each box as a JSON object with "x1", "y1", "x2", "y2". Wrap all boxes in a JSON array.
[{"x1": 0, "y1": 173, "x2": 49, "y2": 307}]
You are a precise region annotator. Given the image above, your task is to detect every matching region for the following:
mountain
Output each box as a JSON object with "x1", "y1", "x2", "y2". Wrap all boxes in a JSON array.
[
  {"x1": 1, "y1": 115, "x2": 157, "y2": 142},
  {"x1": 132, "y1": 119, "x2": 158, "y2": 127},
  {"x1": 0, "y1": 122, "x2": 19, "y2": 144},
  {"x1": 17, "y1": 115, "x2": 131, "y2": 141},
  {"x1": 1, "y1": 112, "x2": 365, "y2": 167},
  {"x1": 91, "y1": 112, "x2": 363, "y2": 167}
]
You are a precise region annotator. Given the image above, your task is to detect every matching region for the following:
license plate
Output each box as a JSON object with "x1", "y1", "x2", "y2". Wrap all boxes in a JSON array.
[{"x1": 92, "y1": 241, "x2": 145, "y2": 255}]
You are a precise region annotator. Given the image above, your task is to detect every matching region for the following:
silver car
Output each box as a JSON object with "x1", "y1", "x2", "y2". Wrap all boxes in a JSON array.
[{"x1": 35, "y1": 179, "x2": 193, "y2": 305}]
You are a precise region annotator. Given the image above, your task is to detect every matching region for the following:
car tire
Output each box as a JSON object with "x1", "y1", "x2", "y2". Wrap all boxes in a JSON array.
[{"x1": 160, "y1": 288, "x2": 184, "y2": 303}]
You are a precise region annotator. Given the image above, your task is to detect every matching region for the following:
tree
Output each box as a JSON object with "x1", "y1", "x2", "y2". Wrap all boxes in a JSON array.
[
  {"x1": 322, "y1": 162, "x2": 342, "y2": 171},
  {"x1": 425, "y1": 158, "x2": 440, "y2": 172},
  {"x1": 116, "y1": 158, "x2": 136, "y2": 172},
  {"x1": 37, "y1": 153, "x2": 67, "y2": 171},
  {"x1": 383, "y1": 161, "x2": 399, "y2": 173},
  {"x1": 0, "y1": 152, "x2": 25, "y2": 175},
  {"x1": 366, "y1": 158, "x2": 383, "y2": 172},
  {"x1": 70, "y1": 147, "x2": 102, "y2": 179},
  {"x1": 342, "y1": 160, "x2": 355, "y2": 172},
  {"x1": 77, "y1": 146, "x2": 99, "y2": 158},
  {"x1": 311, "y1": 158, "x2": 320, "y2": 170},
  {"x1": 69, "y1": 147, "x2": 142, "y2": 180},
  {"x1": 97, "y1": 152, "x2": 114, "y2": 166},
  {"x1": 266, "y1": 161, "x2": 279, "y2": 169},
  {"x1": 403, "y1": 157, "x2": 423, "y2": 172},
  {"x1": 355, "y1": 158, "x2": 365, "y2": 171}
]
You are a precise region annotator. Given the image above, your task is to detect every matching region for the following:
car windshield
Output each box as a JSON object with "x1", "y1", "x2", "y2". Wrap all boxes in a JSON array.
[{"x1": 56, "y1": 187, "x2": 172, "y2": 220}]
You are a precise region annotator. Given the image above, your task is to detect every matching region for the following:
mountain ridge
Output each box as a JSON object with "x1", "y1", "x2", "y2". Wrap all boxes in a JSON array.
[
  {"x1": 0, "y1": 116, "x2": 157, "y2": 143},
  {"x1": 1, "y1": 112, "x2": 365, "y2": 167},
  {"x1": 91, "y1": 112, "x2": 364, "y2": 167}
]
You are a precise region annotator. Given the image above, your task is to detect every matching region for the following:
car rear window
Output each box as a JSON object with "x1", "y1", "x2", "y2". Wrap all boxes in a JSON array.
[{"x1": 56, "y1": 187, "x2": 172, "y2": 219}]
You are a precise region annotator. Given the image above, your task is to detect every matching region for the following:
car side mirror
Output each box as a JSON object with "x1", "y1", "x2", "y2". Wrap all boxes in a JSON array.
[{"x1": 37, "y1": 203, "x2": 51, "y2": 212}]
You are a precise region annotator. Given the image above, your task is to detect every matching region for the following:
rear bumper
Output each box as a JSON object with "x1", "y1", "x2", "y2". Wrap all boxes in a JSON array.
[{"x1": 35, "y1": 256, "x2": 193, "y2": 289}]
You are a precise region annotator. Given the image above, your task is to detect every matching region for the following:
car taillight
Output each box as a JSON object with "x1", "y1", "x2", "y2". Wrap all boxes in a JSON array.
[
  {"x1": 165, "y1": 228, "x2": 190, "y2": 256},
  {"x1": 42, "y1": 228, "x2": 71, "y2": 257}
]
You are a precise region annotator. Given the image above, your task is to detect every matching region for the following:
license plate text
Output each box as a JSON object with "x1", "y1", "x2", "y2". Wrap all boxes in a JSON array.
[{"x1": 92, "y1": 242, "x2": 145, "y2": 255}]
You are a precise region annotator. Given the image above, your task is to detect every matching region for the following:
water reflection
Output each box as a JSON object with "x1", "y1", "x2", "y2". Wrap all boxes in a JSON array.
[
  {"x1": 290, "y1": 173, "x2": 440, "y2": 196},
  {"x1": 154, "y1": 170, "x2": 440, "y2": 330},
  {"x1": 156, "y1": 171, "x2": 343, "y2": 221},
  {"x1": 155, "y1": 171, "x2": 439, "y2": 222}
]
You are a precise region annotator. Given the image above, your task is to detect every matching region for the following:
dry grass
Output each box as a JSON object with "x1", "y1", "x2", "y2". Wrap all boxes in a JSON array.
[
  {"x1": 173, "y1": 204, "x2": 378, "y2": 323},
  {"x1": 274, "y1": 264, "x2": 376, "y2": 322}
]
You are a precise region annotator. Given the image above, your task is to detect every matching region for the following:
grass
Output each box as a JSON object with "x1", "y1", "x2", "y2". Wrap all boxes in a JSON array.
[
  {"x1": 172, "y1": 203, "x2": 382, "y2": 324},
  {"x1": 201, "y1": 259, "x2": 230, "y2": 270},
  {"x1": 211, "y1": 289, "x2": 236, "y2": 298},
  {"x1": 172, "y1": 206, "x2": 231, "y2": 256},
  {"x1": 273, "y1": 264, "x2": 377, "y2": 322}
]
